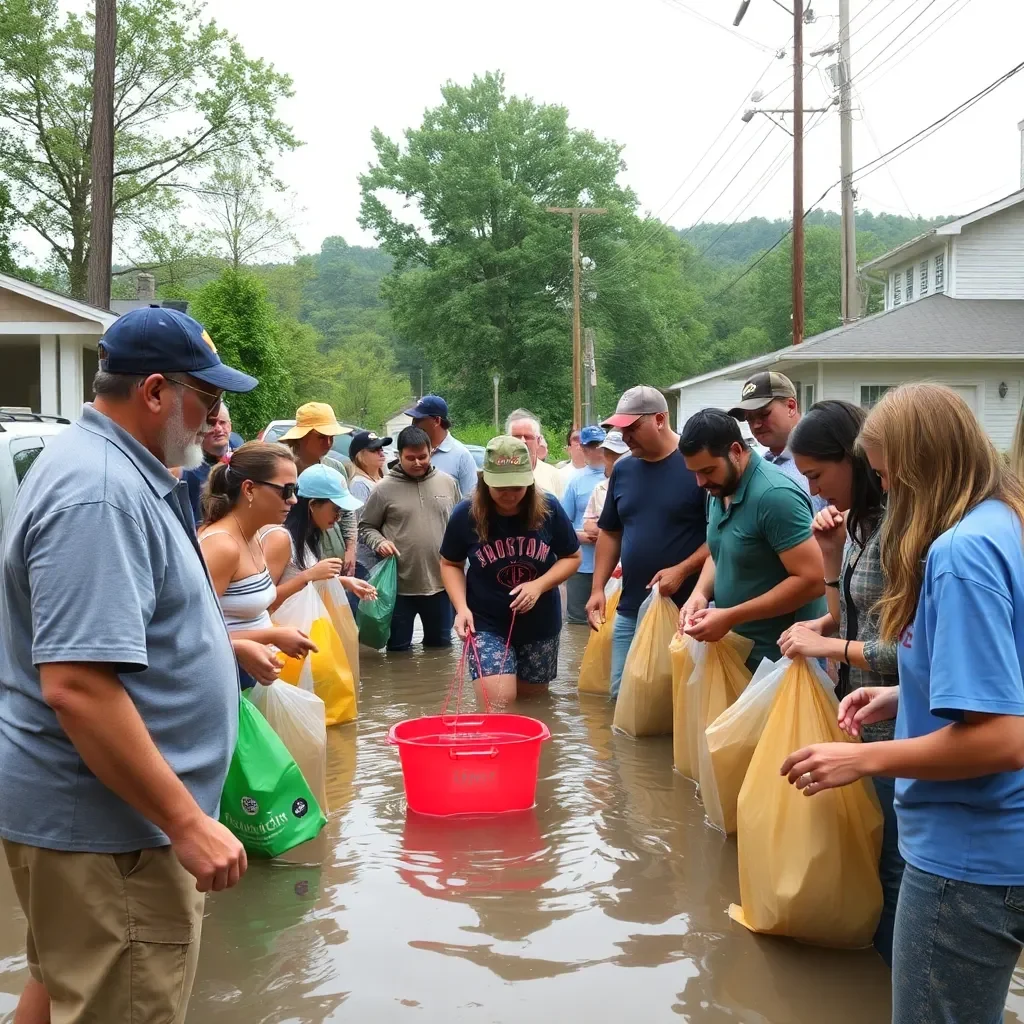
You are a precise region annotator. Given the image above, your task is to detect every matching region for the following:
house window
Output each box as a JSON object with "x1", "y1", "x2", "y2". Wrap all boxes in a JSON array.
[
  {"x1": 935, "y1": 252, "x2": 945, "y2": 292},
  {"x1": 860, "y1": 385, "x2": 893, "y2": 409},
  {"x1": 905, "y1": 267, "x2": 914, "y2": 302},
  {"x1": 920, "y1": 260, "x2": 929, "y2": 296},
  {"x1": 803, "y1": 384, "x2": 815, "y2": 410},
  {"x1": 893, "y1": 272, "x2": 902, "y2": 306}
]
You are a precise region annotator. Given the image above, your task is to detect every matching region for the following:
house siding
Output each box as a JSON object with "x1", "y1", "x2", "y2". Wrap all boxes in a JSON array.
[
  {"x1": 675, "y1": 378, "x2": 747, "y2": 427},
  {"x1": 951, "y1": 203, "x2": 1024, "y2": 299}
]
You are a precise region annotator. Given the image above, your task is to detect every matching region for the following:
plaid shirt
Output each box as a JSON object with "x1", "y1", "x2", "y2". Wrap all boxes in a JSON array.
[{"x1": 840, "y1": 520, "x2": 899, "y2": 740}]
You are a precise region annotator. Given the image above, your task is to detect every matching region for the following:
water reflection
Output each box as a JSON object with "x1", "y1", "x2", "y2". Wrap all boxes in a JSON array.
[{"x1": 4, "y1": 626, "x2": 1021, "y2": 1021}]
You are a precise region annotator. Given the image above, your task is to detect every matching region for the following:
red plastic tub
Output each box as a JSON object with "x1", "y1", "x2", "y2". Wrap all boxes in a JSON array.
[{"x1": 387, "y1": 714, "x2": 551, "y2": 816}]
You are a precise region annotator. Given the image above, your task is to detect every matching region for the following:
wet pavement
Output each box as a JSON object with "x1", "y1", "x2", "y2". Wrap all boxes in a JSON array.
[{"x1": 2, "y1": 625, "x2": 1023, "y2": 1022}]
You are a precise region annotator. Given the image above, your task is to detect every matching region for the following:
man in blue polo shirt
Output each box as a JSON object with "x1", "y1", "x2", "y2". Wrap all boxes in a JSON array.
[
  {"x1": 406, "y1": 394, "x2": 478, "y2": 498},
  {"x1": 560, "y1": 425, "x2": 607, "y2": 624}
]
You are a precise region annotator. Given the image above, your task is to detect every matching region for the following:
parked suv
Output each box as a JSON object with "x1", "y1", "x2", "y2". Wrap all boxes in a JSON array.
[{"x1": 0, "y1": 409, "x2": 71, "y2": 537}]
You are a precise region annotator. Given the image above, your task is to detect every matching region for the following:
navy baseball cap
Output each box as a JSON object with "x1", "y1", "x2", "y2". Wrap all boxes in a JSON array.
[
  {"x1": 98, "y1": 306, "x2": 258, "y2": 393},
  {"x1": 404, "y1": 394, "x2": 449, "y2": 420},
  {"x1": 580, "y1": 425, "x2": 606, "y2": 446}
]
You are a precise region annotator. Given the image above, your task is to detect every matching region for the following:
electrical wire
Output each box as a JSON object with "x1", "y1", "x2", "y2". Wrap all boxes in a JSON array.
[
  {"x1": 853, "y1": 0, "x2": 942, "y2": 83},
  {"x1": 853, "y1": 84, "x2": 917, "y2": 218},
  {"x1": 659, "y1": 0, "x2": 783, "y2": 54}
]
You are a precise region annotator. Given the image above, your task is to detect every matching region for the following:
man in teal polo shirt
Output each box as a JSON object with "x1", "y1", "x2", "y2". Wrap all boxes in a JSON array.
[{"x1": 678, "y1": 408, "x2": 826, "y2": 668}]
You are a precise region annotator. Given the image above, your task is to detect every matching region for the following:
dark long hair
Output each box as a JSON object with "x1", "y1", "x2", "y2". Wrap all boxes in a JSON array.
[
  {"x1": 282, "y1": 496, "x2": 332, "y2": 570},
  {"x1": 471, "y1": 483, "x2": 547, "y2": 543},
  {"x1": 202, "y1": 441, "x2": 294, "y2": 523},
  {"x1": 790, "y1": 400, "x2": 884, "y2": 546}
]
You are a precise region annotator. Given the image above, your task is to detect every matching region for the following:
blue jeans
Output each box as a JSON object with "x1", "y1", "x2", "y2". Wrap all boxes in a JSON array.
[
  {"x1": 609, "y1": 611, "x2": 638, "y2": 699},
  {"x1": 892, "y1": 863, "x2": 1024, "y2": 1024},
  {"x1": 387, "y1": 592, "x2": 454, "y2": 652},
  {"x1": 872, "y1": 774, "x2": 905, "y2": 967}
]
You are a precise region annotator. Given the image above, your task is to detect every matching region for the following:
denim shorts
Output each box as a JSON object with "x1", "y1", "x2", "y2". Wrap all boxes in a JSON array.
[{"x1": 469, "y1": 632, "x2": 560, "y2": 685}]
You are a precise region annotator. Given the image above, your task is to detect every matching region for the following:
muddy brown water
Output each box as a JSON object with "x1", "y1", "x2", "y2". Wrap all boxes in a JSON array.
[{"x1": 2, "y1": 625, "x2": 1023, "y2": 1022}]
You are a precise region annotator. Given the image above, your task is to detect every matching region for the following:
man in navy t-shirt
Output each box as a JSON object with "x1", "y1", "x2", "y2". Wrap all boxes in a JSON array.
[{"x1": 588, "y1": 386, "x2": 708, "y2": 698}]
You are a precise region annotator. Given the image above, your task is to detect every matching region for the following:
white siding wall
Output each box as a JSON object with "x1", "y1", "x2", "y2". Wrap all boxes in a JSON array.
[
  {"x1": 675, "y1": 378, "x2": 748, "y2": 427},
  {"x1": 820, "y1": 360, "x2": 1023, "y2": 448},
  {"x1": 951, "y1": 203, "x2": 1024, "y2": 298}
]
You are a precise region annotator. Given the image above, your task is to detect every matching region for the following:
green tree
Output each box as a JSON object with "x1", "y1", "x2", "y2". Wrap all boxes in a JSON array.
[
  {"x1": 330, "y1": 332, "x2": 413, "y2": 431},
  {"x1": 0, "y1": 0, "x2": 297, "y2": 297},
  {"x1": 188, "y1": 269, "x2": 291, "y2": 437}
]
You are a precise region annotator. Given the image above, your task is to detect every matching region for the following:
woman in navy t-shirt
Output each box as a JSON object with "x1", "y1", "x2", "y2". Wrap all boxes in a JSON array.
[{"x1": 440, "y1": 435, "x2": 581, "y2": 705}]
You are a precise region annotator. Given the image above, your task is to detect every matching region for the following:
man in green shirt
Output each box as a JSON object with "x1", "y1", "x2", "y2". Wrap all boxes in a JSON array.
[{"x1": 678, "y1": 408, "x2": 826, "y2": 668}]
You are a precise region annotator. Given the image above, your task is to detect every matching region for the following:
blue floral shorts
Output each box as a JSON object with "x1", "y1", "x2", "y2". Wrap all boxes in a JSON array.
[{"x1": 468, "y1": 632, "x2": 560, "y2": 685}]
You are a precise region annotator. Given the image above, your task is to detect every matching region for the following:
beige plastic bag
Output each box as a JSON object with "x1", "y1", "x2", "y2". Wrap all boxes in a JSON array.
[
  {"x1": 705, "y1": 656, "x2": 790, "y2": 836},
  {"x1": 612, "y1": 585, "x2": 677, "y2": 738},
  {"x1": 578, "y1": 579, "x2": 622, "y2": 696},
  {"x1": 670, "y1": 632, "x2": 699, "y2": 778},
  {"x1": 315, "y1": 578, "x2": 360, "y2": 687},
  {"x1": 728, "y1": 658, "x2": 884, "y2": 948},
  {"x1": 688, "y1": 634, "x2": 753, "y2": 830},
  {"x1": 250, "y1": 682, "x2": 329, "y2": 865}
]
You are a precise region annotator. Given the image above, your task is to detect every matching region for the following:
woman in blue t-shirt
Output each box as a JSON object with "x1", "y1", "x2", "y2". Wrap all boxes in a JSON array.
[
  {"x1": 781, "y1": 384, "x2": 1024, "y2": 1021},
  {"x1": 440, "y1": 435, "x2": 581, "y2": 706}
]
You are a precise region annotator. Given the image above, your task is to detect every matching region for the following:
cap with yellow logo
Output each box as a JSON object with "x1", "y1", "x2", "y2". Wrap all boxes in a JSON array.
[{"x1": 482, "y1": 435, "x2": 535, "y2": 488}]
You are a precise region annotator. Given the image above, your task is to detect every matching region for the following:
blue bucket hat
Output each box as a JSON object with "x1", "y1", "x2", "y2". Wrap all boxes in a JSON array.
[
  {"x1": 296, "y1": 464, "x2": 363, "y2": 511},
  {"x1": 98, "y1": 305, "x2": 258, "y2": 392}
]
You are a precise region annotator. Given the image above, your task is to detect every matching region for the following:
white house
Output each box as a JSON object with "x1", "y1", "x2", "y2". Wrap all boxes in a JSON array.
[{"x1": 669, "y1": 185, "x2": 1024, "y2": 449}]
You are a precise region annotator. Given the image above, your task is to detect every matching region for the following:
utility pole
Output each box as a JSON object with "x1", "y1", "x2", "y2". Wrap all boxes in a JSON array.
[
  {"x1": 792, "y1": 0, "x2": 804, "y2": 346},
  {"x1": 546, "y1": 206, "x2": 607, "y2": 428},
  {"x1": 493, "y1": 374, "x2": 500, "y2": 430},
  {"x1": 838, "y1": 0, "x2": 858, "y2": 323},
  {"x1": 582, "y1": 327, "x2": 596, "y2": 426},
  {"x1": 86, "y1": 0, "x2": 116, "y2": 310}
]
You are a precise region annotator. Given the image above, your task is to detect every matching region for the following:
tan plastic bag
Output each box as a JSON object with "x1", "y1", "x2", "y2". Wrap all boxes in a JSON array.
[
  {"x1": 705, "y1": 657, "x2": 790, "y2": 836},
  {"x1": 689, "y1": 634, "x2": 753, "y2": 831},
  {"x1": 273, "y1": 585, "x2": 357, "y2": 726},
  {"x1": 670, "y1": 633, "x2": 699, "y2": 778},
  {"x1": 315, "y1": 578, "x2": 360, "y2": 687},
  {"x1": 728, "y1": 658, "x2": 884, "y2": 948},
  {"x1": 250, "y1": 682, "x2": 329, "y2": 864},
  {"x1": 578, "y1": 579, "x2": 622, "y2": 696},
  {"x1": 612, "y1": 585, "x2": 677, "y2": 738}
]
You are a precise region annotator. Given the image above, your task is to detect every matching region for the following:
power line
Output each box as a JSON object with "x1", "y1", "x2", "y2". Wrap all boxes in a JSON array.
[
  {"x1": 853, "y1": 84, "x2": 917, "y2": 218},
  {"x1": 854, "y1": 0, "x2": 943, "y2": 82},
  {"x1": 659, "y1": 0, "x2": 782, "y2": 54}
]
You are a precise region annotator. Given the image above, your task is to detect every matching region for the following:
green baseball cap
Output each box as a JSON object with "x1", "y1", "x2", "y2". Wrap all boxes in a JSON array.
[{"x1": 482, "y1": 435, "x2": 535, "y2": 488}]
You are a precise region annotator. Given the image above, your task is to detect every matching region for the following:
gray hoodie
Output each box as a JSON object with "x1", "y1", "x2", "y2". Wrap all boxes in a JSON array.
[{"x1": 358, "y1": 464, "x2": 459, "y2": 596}]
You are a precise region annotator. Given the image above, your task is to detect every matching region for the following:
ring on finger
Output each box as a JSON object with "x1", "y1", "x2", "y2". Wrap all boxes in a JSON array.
[{"x1": 802, "y1": 772, "x2": 814, "y2": 784}]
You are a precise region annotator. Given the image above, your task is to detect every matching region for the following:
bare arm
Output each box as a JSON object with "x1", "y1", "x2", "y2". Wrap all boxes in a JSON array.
[
  {"x1": 536, "y1": 549, "x2": 582, "y2": 593},
  {"x1": 441, "y1": 557, "x2": 469, "y2": 614},
  {"x1": 591, "y1": 529, "x2": 622, "y2": 595},
  {"x1": 724, "y1": 537, "x2": 824, "y2": 629},
  {"x1": 690, "y1": 552, "x2": 716, "y2": 602}
]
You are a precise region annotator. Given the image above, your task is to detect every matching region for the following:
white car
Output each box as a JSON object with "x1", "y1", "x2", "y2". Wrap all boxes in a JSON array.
[{"x1": 0, "y1": 409, "x2": 71, "y2": 539}]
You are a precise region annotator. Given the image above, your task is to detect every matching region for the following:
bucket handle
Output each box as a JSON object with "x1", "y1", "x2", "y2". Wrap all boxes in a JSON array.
[{"x1": 449, "y1": 747, "x2": 499, "y2": 760}]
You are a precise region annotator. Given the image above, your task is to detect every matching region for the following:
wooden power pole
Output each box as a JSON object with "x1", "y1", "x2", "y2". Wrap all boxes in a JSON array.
[
  {"x1": 792, "y1": 1, "x2": 804, "y2": 346},
  {"x1": 87, "y1": 0, "x2": 117, "y2": 310},
  {"x1": 838, "y1": 0, "x2": 858, "y2": 323},
  {"x1": 546, "y1": 206, "x2": 607, "y2": 428}
]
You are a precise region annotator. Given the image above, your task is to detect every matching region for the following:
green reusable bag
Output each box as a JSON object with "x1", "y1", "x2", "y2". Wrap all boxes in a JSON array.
[
  {"x1": 357, "y1": 556, "x2": 398, "y2": 649},
  {"x1": 219, "y1": 696, "x2": 327, "y2": 859}
]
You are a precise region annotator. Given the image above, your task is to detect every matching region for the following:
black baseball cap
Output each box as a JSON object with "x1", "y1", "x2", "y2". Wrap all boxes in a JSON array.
[
  {"x1": 348, "y1": 430, "x2": 392, "y2": 460},
  {"x1": 98, "y1": 305, "x2": 258, "y2": 393},
  {"x1": 728, "y1": 371, "x2": 797, "y2": 420}
]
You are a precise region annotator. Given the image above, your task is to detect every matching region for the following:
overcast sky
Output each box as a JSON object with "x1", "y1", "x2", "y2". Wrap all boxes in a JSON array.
[{"x1": 164, "y1": 0, "x2": 1024, "y2": 255}]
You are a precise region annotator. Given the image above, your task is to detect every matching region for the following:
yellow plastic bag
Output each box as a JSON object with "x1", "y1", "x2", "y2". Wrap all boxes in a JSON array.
[
  {"x1": 612, "y1": 585, "x2": 677, "y2": 738},
  {"x1": 273, "y1": 585, "x2": 357, "y2": 726},
  {"x1": 315, "y1": 578, "x2": 360, "y2": 687},
  {"x1": 728, "y1": 658, "x2": 884, "y2": 948},
  {"x1": 250, "y1": 682, "x2": 329, "y2": 865},
  {"x1": 705, "y1": 656, "x2": 791, "y2": 836},
  {"x1": 578, "y1": 580, "x2": 622, "y2": 696},
  {"x1": 687, "y1": 633, "x2": 754, "y2": 831},
  {"x1": 670, "y1": 632, "x2": 699, "y2": 778}
]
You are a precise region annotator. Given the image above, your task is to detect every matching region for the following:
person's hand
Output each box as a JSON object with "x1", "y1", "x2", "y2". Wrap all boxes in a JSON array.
[
  {"x1": 778, "y1": 623, "x2": 833, "y2": 661},
  {"x1": 838, "y1": 686, "x2": 899, "y2": 739},
  {"x1": 377, "y1": 540, "x2": 400, "y2": 558},
  {"x1": 232, "y1": 639, "x2": 281, "y2": 685},
  {"x1": 585, "y1": 589, "x2": 606, "y2": 631},
  {"x1": 649, "y1": 563, "x2": 686, "y2": 597},
  {"x1": 509, "y1": 579, "x2": 545, "y2": 613},
  {"x1": 678, "y1": 591, "x2": 709, "y2": 633},
  {"x1": 780, "y1": 742, "x2": 868, "y2": 796},
  {"x1": 273, "y1": 627, "x2": 318, "y2": 659},
  {"x1": 683, "y1": 606, "x2": 734, "y2": 644},
  {"x1": 454, "y1": 608, "x2": 475, "y2": 640},
  {"x1": 582, "y1": 518, "x2": 599, "y2": 542},
  {"x1": 341, "y1": 576, "x2": 377, "y2": 601},
  {"x1": 813, "y1": 505, "x2": 847, "y2": 562},
  {"x1": 169, "y1": 813, "x2": 248, "y2": 892},
  {"x1": 343, "y1": 546, "x2": 357, "y2": 576},
  {"x1": 305, "y1": 558, "x2": 345, "y2": 582}
]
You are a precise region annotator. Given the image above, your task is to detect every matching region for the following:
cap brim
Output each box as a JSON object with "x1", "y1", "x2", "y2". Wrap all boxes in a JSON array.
[
  {"x1": 278, "y1": 422, "x2": 348, "y2": 442},
  {"x1": 404, "y1": 406, "x2": 429, "y2": 419},
  {"x1": 191, "y1": 363, "x2": 259, "y2": 394},
  {"x1": 602, "y1": 413, "x2": 641, "y2": 428},
  {"x1": 728, "y1": 398, "x2": 775, "y2": 420},
  {"x1": 331, "y1": 494, "x2": 364, "y2": 512},
  {"x1": 601, "y1": 442, "x2": 629, "y2": 454},
  {"x1": 481, "y1": 469, "x2": 535, "y2": 488}
]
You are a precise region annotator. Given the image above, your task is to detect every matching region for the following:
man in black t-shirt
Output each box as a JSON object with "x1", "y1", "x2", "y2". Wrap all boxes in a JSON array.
[{"x1": 586, "y1": 386, "x2": 708, "y2": 698}]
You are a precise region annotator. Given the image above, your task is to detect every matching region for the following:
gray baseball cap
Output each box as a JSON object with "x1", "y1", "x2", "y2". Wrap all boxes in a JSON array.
[{"x1": 602, "y1": 386, "x2": 669, "y2": 429}]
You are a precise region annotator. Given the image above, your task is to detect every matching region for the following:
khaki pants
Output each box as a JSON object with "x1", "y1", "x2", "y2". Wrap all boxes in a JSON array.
[{"x1": 4, "y1": 841, "x2": 205, "y2": 1024}]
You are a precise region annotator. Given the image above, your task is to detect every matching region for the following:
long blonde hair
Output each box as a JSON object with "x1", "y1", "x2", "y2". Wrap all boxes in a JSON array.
[
  {"x1": 1010, "y1": 402, "x2": 1024, "y2": 479},
  {"x1": 859, "y1": 383, "x2": 1024, "y2": 641}
]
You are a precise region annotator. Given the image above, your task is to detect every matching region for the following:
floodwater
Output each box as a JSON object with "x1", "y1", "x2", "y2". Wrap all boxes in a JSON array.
[{"x1": 2, "y1": 626, "x2": 1024, "y2": 1023}]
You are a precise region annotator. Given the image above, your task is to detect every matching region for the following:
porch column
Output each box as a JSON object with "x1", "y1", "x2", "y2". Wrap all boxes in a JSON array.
[
  {"x1": 58, "y1": 335, "x2": 84, "y2": 419},
  {"x1": 39, "y1": 334, "x2": 59, "y2": 416}
]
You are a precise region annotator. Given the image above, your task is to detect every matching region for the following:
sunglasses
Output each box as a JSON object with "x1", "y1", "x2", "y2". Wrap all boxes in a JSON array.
[
  {"x1": 252, "y1": 480, "x2": 298, "y2": 501},
  {"x1": 165, "y1": 377, "x2": 223, "y2": 413}
]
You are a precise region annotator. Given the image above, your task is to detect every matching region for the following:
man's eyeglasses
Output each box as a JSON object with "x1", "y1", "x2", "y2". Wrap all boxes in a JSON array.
[
  {"x1": 253, "y1": 480, "x2": 298, "y2": 501},
  {"x1": 165, "y1": 376, "x2": 223, "y2": 413}
]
